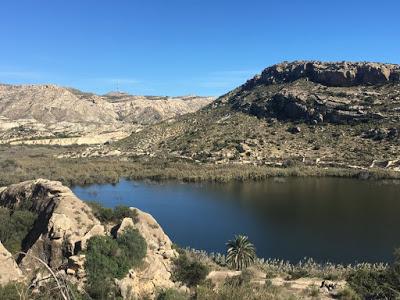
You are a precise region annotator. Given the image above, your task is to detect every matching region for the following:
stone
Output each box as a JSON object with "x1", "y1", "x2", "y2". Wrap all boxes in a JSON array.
[
  {"x1": 0, "y1": 242, "x2": 23, "y2": 285},
  {"x1": 288, "y1": 126, "x2": 301, "y2": 134},
  {"x1": 116, "y1": 209, "x2": 179, "y2": 299},
  {"x1": 0, "y1": 179, "x2": 103, "y2": 278},
  {"x1": 114, "y1": 217, "x2": 135, "y2": 238}
]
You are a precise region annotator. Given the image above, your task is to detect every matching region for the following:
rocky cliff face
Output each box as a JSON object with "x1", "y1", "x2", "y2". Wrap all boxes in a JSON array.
[
  {"x1": 222, "y1": 61, "x2": 400, "y2": 124},
  {"x1": 0, "y1": 179, "x2": 179, "y2": 299},
  {"x1": 244, "y1": 61, "x2": 400, "y2": 88}
]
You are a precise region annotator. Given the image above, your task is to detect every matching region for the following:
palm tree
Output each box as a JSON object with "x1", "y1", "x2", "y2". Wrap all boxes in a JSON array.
[{"x1": 226, "y1": 235, "x2": 256, "y2": 270}]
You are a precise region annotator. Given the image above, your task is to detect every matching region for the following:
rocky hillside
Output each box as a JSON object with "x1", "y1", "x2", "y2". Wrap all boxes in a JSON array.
[
  {"x1": 223, "y1": 61, "x2": 400, "y2": 124},
  {"x1": 110, "y1": 61, "x2": 400, "y2": 171},
  {"x1": 0, "y1": 84, "x2": 214, "y2": 145}
]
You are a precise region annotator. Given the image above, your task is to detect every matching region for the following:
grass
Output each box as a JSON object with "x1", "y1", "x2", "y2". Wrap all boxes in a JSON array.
[{"x1": 0, "y1": 144, "x2": 399, "y2": 188}]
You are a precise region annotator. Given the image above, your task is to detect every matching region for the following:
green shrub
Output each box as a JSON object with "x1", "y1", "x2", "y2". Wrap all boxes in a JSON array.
[
  {"x1": 0, "y1": 208, "x2": 37, "y2": 254},
  {"x1": 113, "y1": 206, "x2": 139, "y2": 222},
  {"x1": 157, "y1": 288, "x2": 188, "y2": 300},
  {"x1": 346, "y1": 249, "x2": 400, "y2": 299},
  {"x1": 173, "y1": 252, "x2": 209, "y2": 287},
  {"x1": 87, "y1": 202, "x2": 138, "y2": 223},
  {"x1": 0, "y1": 283, "x2": 21, "y2": 300},
  {"x1": 86, "y1": 201, "x2": 114, "y2": 223},
  {"x1": 336, "y1": 287, "x2": 361, "y2": 300},
  {"x1": 85, "y1": 228, "x2": 146, "y2": 299}
]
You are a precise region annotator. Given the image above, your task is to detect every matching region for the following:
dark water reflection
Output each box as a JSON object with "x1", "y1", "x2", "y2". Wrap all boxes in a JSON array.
[{"x1": 72, "y1": 178, "x2": 400, "y2": 264}]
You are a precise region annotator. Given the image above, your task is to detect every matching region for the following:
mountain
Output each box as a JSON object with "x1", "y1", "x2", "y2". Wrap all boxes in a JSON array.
[
  {"x1": 0, "y1": 84, "x2": 214, "y2": 145},
  {"x1": 115, "y1": 61, "x2": 400, "y2": 171}
]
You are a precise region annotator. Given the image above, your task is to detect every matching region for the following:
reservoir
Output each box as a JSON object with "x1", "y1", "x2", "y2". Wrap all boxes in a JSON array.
[{"x1": 72, "y1": 177, "x2": 400, "y2": 264}]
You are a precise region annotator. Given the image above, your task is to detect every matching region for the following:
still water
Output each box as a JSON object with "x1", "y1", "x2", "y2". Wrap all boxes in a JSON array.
[{"x1": 72, "y1": 178, "x2": 400, "y2": 264}]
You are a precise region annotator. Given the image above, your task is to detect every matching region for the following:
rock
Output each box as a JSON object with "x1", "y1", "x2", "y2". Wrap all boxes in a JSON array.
[
  {"x1": 0, "y1": 179, "x2": 103, "y2": 278},
  {"x1": 227, "y1": 61, "x2": 400, "y2": 124},
  {"x1": 116, "y1": 209, "x2": 179, "y2": 299},
  {"x1": 66, "y1": 268, "x2": 76, "y2": 276},
  {"x1": 114, "y1": 217, "x2": 135, "y2": 238},
  {"x1": 80, "y1": 224, "x2": 105, "y2": 249},
  {"x1": 0, "y1": 242, "x2": 24, "y2": 285},
  {"x1": 288, "y1": 126, "x2": 301, "y2": 134},
  {"x1": 244, "y1": 61, "x2": 400, "y2": 88}
]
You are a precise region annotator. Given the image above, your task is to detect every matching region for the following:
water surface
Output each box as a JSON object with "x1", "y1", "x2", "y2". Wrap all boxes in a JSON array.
[{"x1": 72, "y1": 178, "x2": 400, "y2": 264}]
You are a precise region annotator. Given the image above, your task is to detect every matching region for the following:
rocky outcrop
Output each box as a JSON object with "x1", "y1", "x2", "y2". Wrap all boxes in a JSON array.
[
  {"x1": 116, "y1": 212, "x2": 179, "y2": 299},
  {"x1": 244, "y1": 61, "x2": 400, "y2": 88},
  {"x1": 0, "y1": 179, "x2": 179, "y2": 299},
  {"x1": 0, "y1": 179, "x2": 103, "y2": 276},
  {"x1": 0, "y1": 242, "x2": 23, "y2": 285},
  {"x1": 224, "y1": 61, "x2": 400, "y2": 124}
]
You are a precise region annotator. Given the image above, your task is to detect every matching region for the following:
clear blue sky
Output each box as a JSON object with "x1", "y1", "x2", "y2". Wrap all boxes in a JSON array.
[{"x1": 1, "y1": 0, "x2": 399, "y2": 96}]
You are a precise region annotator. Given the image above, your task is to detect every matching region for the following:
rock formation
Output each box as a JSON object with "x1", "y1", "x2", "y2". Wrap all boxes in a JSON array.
[
  {"x1": 243, "y1": 61, "x2": 400, "y2": 88},
  {"x1": 115, "y1": 213, "x2": 179, "y2": 299},
  {"x1": 0, "y1": 179, "x2": 104, "y2": 275},
  {"x1": 0, "y1": 242, "x2": 24, "y2": 285},
  {"x1": 224, "y1": 61, "x2": 400, "y2": 124},
  {"x1": 0, "y1": 179, "x2": 179, "y2": 299}
]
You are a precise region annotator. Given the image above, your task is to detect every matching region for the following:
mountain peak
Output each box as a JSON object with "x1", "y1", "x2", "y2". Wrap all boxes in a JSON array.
[{"x1": 244, "y1": 61, "x2": 400, "y2": 89}]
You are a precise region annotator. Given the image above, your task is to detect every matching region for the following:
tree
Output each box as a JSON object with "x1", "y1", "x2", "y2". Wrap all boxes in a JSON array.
[{"x1": 226, "y1": 235, "x2": 256, "y2": 270}]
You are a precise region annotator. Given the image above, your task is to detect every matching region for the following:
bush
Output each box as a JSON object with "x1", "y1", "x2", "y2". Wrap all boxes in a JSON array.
[
  {"x1": 0, "y1": 208, "x2": 37, "y2": 254},
  {"x1": 173, "y1": 252, "x2": 209, "y2": 287},
  {"x1": 85, "y1": 228, "x2": 146, "y2": 299},
  {"x1": 336, "y1": 287, "x2": 361, "y2": 300},
  {"x1": 87, "y1": 202, "x2": 138, "y2": 223},
  {"x1": 347, "y1": 249, "x2": 400, "y2": 299},
  {"x1": 0, "y1": 283, "x2": 21, "y2": 300},
  {"x1": 157, "y1": 288, "x2": 188, "y2": 300}
]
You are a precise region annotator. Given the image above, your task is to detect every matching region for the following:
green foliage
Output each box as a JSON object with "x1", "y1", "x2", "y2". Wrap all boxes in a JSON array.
[
  {"x1": 87, "y1": 202, "x2": 138, "y2": 223},
  {"x1": 173, "y1": 251, "x2": 209, "y2": 287},
  {"x1": 157, "y1": 288, "x2": 188, "y2": 300},
  {"x1": 113, "y1": 205, "x2": 139, "y2": 222},
  {"x1": 336, "y1": 287, "x2": 361, "y2": 300},
  {"x1": 195, "y1": 280, "x2": 295, "y2": 300},
  {"x1": 0, "y1": 207, "x2": 37, "y2": 254},
  {"x1": 85, "y1": 228, "x2": 146, "y2": 299},
  {"x1": 0, "y1": 281, "x2": 87, "y2": 300},
  {"x1": 226, "y1": 235, "x2": 256, "y2": 270},
  {"x1": 347, "y1": 248, "x2": 400, "y2": 299},
  {"x1": 0, "y1": 283, "x2": 21, "y2": 300}
]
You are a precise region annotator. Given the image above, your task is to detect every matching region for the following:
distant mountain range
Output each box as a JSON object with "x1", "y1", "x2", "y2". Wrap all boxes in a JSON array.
[{"x1": 0, "y1": 83, "x2": 214, "y2": 145}]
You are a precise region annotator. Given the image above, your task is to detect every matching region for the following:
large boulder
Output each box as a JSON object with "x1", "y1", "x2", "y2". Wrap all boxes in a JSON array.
[
  {"x1": 0, "y1": 179, "x2": 104, "y2": 277},
  {"x1": 116, "y1": 210, "x2": 179, "y2": 299},
  {"x1": 0, "y1": 241, "x2": 24, "y2": 285}
]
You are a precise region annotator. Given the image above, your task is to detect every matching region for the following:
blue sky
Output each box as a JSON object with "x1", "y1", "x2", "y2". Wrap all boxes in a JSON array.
[{"x1": 1, "y1": 0, "x2": 399, "y2": 96}]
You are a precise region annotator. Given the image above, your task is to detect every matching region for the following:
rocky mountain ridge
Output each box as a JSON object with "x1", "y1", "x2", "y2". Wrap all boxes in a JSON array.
[{"x1": 220, "y1": 61, "x2": 400, "y2": 124}]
